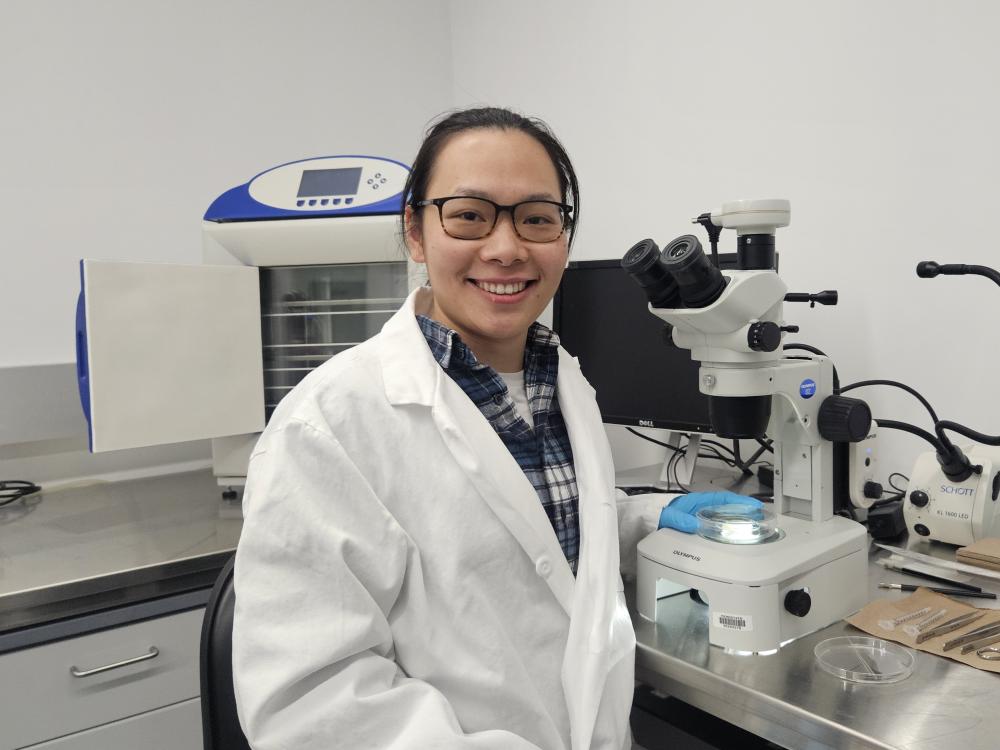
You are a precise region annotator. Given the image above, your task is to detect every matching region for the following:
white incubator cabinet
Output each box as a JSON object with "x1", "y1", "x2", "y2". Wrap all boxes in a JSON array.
[{"x1": 76, "y1": 155, "x2": 414, "y2": 488}]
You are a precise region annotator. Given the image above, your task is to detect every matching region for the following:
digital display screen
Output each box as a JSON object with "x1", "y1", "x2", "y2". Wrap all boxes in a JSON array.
[{"x1": 297, "y1": 167, "x2": 363, "y2": 197}]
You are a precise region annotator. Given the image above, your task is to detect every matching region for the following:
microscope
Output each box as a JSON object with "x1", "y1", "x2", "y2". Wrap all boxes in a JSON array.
[{"x1": 624, "y1": 199, "x2": 872, "y2": 653}]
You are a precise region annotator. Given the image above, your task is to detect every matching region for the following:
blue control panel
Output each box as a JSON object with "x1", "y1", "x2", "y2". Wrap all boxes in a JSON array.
[{"x1": 204, "y1": 155, "x2": 410, "y2": 222}]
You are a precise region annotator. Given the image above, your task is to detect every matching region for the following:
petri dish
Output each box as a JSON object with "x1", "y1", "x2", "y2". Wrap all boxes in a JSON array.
[
  {"x1": 695, "y1": 502, "x2": 778, "y2": 545},
  {"x1": 814, "y1": 636, "x2": 915, "y2": 683}
]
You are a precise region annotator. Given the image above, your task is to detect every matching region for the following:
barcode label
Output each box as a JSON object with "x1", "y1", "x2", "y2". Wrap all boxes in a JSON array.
[{"x1": 713, "y1": 612, "x2": 753, "y2": 631}]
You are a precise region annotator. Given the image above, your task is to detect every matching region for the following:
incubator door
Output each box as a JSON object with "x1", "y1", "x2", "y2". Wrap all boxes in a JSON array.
[{"x1": 77, "y1": 260, "x2": 264, "y2": 452}]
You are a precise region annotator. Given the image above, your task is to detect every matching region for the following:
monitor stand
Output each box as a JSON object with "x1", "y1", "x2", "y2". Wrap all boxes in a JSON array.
[{"x1": 656, "y1": 432, "x2": 701, "y2": 488}]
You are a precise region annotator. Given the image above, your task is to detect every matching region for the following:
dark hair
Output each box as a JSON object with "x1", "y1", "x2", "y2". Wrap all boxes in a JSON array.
[{"x1": 402, "y1": 107, "x2": 580, "y2": 247}]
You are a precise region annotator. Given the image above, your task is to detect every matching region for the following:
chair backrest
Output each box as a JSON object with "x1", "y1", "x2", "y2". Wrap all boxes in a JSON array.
[{"x1": 200, "y1": 554, "x2": 253, "y2": 750}]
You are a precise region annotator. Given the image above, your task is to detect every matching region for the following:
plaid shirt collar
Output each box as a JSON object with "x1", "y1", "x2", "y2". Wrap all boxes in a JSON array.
[{"x1": 416, "y1": 315, "x2": 561, "y2": 379}]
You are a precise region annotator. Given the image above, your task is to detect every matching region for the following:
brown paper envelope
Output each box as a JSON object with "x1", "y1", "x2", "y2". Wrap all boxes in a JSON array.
[
  {"x1": 845, "y1": 587, "x2": 1000, "y2": 674},
  {"x1": 957, "y1": 537, "x2": 1000, "y2": 563}
]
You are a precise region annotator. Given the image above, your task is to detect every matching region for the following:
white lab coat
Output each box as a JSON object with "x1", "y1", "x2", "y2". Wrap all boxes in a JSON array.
[{"x1": 233, "y1": 287, "x2": 661, "y2": 750}]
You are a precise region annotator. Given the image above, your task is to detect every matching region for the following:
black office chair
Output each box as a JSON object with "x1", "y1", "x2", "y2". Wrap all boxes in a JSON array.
[{"x1": 200, "y1": 554, "x2": 253, "y2": 750}]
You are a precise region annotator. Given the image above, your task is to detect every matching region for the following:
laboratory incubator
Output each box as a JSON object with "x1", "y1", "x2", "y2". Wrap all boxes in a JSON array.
[{"x1": 76, "y1": 155, "x2": 415, "y2": 488}]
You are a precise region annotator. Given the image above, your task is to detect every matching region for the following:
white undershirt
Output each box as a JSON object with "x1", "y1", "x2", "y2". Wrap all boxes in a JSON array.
[{"x1": 497, "y1": 370, "x2": 534, "y2": 430}]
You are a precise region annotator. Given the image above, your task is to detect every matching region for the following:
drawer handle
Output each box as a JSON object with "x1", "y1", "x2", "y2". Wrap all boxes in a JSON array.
[{"x1": 69, "y1": 646, "x2": 160, "y2": 678}]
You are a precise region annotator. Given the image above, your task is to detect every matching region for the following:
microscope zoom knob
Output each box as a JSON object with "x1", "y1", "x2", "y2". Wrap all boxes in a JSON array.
[
  {"x1": 747, "y1": 321, "x2": 782, "y2": 352},
  {"x1": 910, "y1": 490, "x2": 929, "y2": 507},
  {"x1": 784, "y1": 589, "x2": 812, "y2": 618},
  {"x1": 817, "y1": 396, "x2": 872, "y2": 442}
]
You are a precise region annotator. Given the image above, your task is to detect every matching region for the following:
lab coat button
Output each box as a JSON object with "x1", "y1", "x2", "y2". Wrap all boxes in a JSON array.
[{"x1": 536, "y1": 557, "x2": 552, "y2": 578}]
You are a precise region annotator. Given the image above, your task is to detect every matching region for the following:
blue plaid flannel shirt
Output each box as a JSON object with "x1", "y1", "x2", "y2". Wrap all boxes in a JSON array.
[{"x1": 417, "y1": 315, "x2": 581, "y2": 573}]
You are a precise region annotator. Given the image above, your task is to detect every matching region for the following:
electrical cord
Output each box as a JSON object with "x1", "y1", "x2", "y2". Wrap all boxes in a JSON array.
[
  {"x1": 0, "y1": 481, "x2": 41, "y2": 508},
  {"x1": 935, "y1": 420, "x2": 1000, "y2": 448},
  {"x1": 874, "y1": 418, "x2": 945, "y2": 453},
  {"x1": 839, "y1": 379, "x2": 939, "y2": 425},
  {"x1": 887, "y1": 472, "x2": 909, "y2": 495}
]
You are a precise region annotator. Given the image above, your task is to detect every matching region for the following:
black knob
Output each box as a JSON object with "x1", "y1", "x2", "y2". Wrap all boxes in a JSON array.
[
  {"x1": 910, "y1": 490, "x2": 929, "y2": 507},
  {"x1": 914, "y1": 523, "x2": 930, "y2": 536},
  {"x1": 747, "y1": 321, "x2": 781, "y2": 352},
  {"x1": 864, "y1": 481, "x2": 884, "y2": 499},
  {"x1": 784, "y1": 589, "x2": 812, "y2": 618},
  {"x1": 818, "y1": 396, "x2": 872, "y2": 442}
]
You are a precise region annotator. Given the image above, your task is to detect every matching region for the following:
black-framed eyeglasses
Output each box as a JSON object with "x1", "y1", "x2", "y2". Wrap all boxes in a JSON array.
[{"x1": 412, "y1": 196, "x2": 573, "y2": 243}]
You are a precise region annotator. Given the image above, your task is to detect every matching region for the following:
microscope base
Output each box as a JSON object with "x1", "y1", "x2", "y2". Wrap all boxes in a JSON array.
[{"x1": 636, "y1": 515, "x2": 868, "y2": 653}]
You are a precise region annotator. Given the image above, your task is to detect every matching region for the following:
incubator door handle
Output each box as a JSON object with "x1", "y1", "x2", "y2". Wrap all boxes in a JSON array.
[{"x1": 69, "y1": 646, "x2": 160, "y2": 678}]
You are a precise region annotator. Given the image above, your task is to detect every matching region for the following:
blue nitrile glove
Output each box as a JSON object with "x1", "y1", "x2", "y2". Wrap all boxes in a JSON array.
[{"x1": 658, "y1": 491, "x2": 763, "y2": 534}]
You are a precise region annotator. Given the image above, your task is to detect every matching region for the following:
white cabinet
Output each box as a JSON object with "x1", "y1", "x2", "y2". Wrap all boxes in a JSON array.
[
  {"x1": 21, "y1": 698, "x2": 201, "y2": 749},
  {"x1": 0, "y1": 609, "x2": 203, "y2": 750}
]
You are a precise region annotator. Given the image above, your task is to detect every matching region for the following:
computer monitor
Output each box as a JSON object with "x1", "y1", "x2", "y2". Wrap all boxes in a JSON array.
[{"x1": 552, "y1": 254, "x2": 743, "y2": 434}]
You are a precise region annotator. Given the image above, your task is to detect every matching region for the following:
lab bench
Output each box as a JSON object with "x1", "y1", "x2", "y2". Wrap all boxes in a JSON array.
[
  {"x1": 0, "y1": 469, "x2": 237, "y2": 749},
  {"x1": 621, "y1": 465, "x2": 1000, "y2": 750},
  {"x1": 3, "y1": 468, "x2": 999, "y2": 749}
]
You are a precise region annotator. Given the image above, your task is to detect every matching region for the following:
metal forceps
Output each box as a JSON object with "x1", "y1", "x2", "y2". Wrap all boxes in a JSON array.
[
  {"x1": 915, "y1": 610, "x2": 985, "y2": 644},
  {"x1": 943, "y1": 619, "x2": 1000, "y2": 651}
]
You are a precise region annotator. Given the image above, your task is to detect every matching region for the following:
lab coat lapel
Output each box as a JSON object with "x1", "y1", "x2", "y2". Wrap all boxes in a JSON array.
[
  {"x1": 432, "y1": 372, "x2": 576, "y2": 616},
  {"x1": 378, "y1": 288, "x2": 575, "y2": 615},
  {"x1": 557, "y1": 350, "x2": 635, "y2": 750}
]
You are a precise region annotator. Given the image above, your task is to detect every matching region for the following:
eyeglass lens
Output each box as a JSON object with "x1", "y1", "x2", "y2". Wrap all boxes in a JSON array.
[{"x1": 439, "y1": 197, "x2": 565, "y2": 242}]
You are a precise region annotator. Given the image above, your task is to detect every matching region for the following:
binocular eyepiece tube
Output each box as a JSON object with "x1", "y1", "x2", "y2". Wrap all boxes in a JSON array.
[{"x1": 621, "y1": 235, "x2": 727, "y2": 309}]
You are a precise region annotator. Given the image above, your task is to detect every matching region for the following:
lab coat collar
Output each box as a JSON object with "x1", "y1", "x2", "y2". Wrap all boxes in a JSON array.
[{"x1": 379, "y1": 287, "x2": 438, "y2": 407}]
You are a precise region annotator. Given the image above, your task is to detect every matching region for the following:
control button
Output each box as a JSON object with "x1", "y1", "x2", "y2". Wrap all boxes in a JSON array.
[
  {"x1": 993, "y1": 471, "x2": 1000, "y2": 501},
  {"x1": 296, "y1": 199, "x2": 305, "y2": 207},
  {"x1": 535, "y1": 557, "x2": 552, "y2": 578},
  {"x1": 865, "y1": 457, "x2": 871, "y2": 467},
  {"x1": 910, "y1": 490, "x2": 929, "y2": 508},
  {"x1": 332, "y1": 198, "x2": 341, "y2": 205},
  {"x1": 380, "y1": 177, "x2": 387, "y2": 183},
  {"x1": 373, "y1": 183, "x2": 379, "y2": 189},
  {"x1": 345, "y1": 198, "x2": 353, "y2": 205},
  {"x1": 367, "y1": 179, "x2": 373, "y2": 185},
  {"x1": 914, "y1": 523, "x2": 930, "y2": 536},
  {"x1": 863, "y1": 481, "x2": 883, "y2": 499},
  {"x1": 784, "y1": 589, "x2": 812, "y2": 617},
  {"x1": 375, "y1": 172, "x2": 382, "y2": 178},
  {"x1": 320, "y1": 199, "x2": 329, "y2": 206}
]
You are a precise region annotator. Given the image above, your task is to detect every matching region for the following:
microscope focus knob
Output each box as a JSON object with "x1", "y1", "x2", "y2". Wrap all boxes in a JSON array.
[
  {"x1": 784, "y1": 589, "x2": 812, "y2": 618},
  {"x1": 817, "y1": 396, "x2": 872, "y2": 442},
  {"x1": 910, "y1": 490, "x2": 930, "y2": 507},
  {"x1": 747, "y1": 321, "x2": 782, "y2": 352}
]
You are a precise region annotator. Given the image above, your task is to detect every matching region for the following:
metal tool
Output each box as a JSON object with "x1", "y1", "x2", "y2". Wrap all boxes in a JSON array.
[
  {"x1": 977, "y1": 646, "x2": 1000, "y2": 660},
  {"x1": 960, "y1": 631, "x2": 1000, "y2": 655},
  {"x1": 915, "y1": 611, "x2": 985, "y2": 644},
  {"x1": 878, "y1": 606, "x2": 933, "y2": 632},
  {"x1": 943, "y1": 620, "x2": 1000, "y2": 651},
  {"x1": 878, "y1": 583, "x2": 997, "y2": 599},
  {"x1": 882, "y1": 565, "x2": 982, "y2": 592}
]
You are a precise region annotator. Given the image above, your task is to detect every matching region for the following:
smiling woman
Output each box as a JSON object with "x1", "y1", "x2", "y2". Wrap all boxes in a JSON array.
[
  {"x1": 231, "y1": 107, "x2": 671, "y2": 750},
  {"x1": 405, "y1": 126, "x2": 572, "y2": 372}
]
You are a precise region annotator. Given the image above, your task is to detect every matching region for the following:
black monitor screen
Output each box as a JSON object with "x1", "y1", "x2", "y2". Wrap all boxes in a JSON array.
[{"x1": 553, "y1": 256, "x2": 741, "y2": 433}]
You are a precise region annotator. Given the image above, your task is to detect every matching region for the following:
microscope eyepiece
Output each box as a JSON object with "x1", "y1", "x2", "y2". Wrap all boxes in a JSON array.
[
  {"x1": 622, "y1": 238, "x2": 681, "y2": 308},
  {"x1": 660, "y1": 235, "x2": 727, "y2": 308}
]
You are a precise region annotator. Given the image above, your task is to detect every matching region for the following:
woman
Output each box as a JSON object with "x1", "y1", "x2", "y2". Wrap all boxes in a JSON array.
[{"x1": 232, "y1": 107, "x2": 744, "y2": 750}]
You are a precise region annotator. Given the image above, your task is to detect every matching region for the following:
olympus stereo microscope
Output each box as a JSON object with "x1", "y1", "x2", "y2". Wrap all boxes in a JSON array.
[{"x1": 624, "y1": 199, "x2": 872, "y2": 653}]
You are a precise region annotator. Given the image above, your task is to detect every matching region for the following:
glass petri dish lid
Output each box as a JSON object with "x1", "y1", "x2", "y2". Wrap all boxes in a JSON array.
[
  {"x1": 695, "y1": 502, "x2": 778, "y2": 545},
  {"x1": 814, "y1": 636, "x2": 915, "y2": 683}
]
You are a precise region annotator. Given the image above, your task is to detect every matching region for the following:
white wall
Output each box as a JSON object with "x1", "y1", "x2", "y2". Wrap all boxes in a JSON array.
[
  {"x1": 450, "y1": 0, "x2": 1000, "y2": 483},
  {"x1": 0, "y1": 0, "x2": 452, "y2": 474}
]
